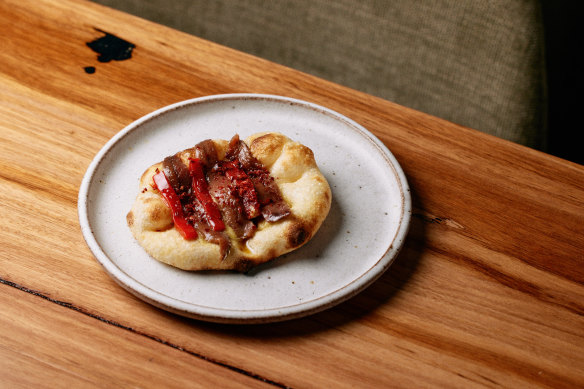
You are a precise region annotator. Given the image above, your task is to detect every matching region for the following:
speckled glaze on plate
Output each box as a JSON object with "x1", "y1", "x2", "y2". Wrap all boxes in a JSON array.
[{"x1": 78, "y1": 94, "x2": 411, "y2": 324}]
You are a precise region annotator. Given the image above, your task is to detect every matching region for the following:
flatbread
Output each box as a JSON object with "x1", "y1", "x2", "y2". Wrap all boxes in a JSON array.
[{"x1": 126, "y1": 132, "x2": 331, "y2": 272}]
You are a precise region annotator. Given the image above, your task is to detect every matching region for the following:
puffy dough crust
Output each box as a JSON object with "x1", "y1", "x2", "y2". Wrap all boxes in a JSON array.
[{"x1": 126, "y1": 132, "x2": 331, "y2": 272}]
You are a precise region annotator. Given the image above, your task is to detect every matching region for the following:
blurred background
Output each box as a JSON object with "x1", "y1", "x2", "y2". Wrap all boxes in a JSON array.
[
  {"x1": 540, "y1": 1, "x2": 581, "y2": 165},
  {"x1": 89, "y1": 0, "x2": 582, "y2": 165}
]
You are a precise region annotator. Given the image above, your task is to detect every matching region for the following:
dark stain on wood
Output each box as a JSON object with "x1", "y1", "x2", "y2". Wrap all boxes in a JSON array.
[{"x1": 86, "y1": 29, "x2": 135, "y2": 65}]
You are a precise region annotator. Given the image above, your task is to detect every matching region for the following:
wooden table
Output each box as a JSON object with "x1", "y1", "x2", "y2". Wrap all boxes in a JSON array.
[{"x1": 1, "y1": 0, "x2": 583, "y2": 387}]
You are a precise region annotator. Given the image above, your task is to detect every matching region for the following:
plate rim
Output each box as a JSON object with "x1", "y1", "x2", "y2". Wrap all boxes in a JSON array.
[{"x1": 78, "y1": 93, "x2": 411, "y2": 324}]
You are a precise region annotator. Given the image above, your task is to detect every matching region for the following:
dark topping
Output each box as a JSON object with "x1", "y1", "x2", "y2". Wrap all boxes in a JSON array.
[
  {"x1": 155, "y1": 135, "x2": 290, "y2": 247},
  {"x1": 162, "y1": 155, "x2": 190, "y2": 196},
  {"x1": 207, "y1": 169, "x2": 256, "y2": 239},
  {"x1": 227, "y1": 134, "x2": 256, "y2": 169},
  {"x1": 221, "y1": 160, "x2": 261, "y2": 219},
  {"x1": 226, "y1": 135, "x2": 291, "y2": 222},
  {"x1": 190, "y1": 139, "x2": 218, "y2": 169},
  {"x1": 261, "y1": 199, "x2": 292, "y2": 222},
  {"x1": 184, "y1": 196, "x2": 230, "y2": 259}
]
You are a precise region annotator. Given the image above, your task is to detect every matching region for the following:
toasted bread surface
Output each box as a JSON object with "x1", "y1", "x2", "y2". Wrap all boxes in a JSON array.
[{"x1": 127, "y1": 132, "x2": 331, "y2": 272}]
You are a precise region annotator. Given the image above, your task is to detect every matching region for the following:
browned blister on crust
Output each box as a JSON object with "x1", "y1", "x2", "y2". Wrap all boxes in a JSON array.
[{"x1": 127, "y1": 132, "x2": 331, "y2": 272}]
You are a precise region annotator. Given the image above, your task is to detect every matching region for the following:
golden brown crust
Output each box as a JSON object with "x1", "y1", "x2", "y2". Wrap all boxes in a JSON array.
[{"x1": 127, "y1": 132, "x2": 331, "y2": 272}]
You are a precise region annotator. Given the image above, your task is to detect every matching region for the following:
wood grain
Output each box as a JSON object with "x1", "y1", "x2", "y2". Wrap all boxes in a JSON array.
[
  {"x1": 0, "y1": 284, "x2": 271, "y2": 388},
  {"x1": 1, "y1": 0, "x2": 583, "y2": 387}
]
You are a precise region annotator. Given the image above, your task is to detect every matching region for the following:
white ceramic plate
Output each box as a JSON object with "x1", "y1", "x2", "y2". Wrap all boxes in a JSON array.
[{"x1": 78, "y1": 94, "x2": 411, "y2": 324}]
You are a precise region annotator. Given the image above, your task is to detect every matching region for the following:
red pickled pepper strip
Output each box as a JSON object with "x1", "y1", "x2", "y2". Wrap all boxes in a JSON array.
[
  {"x1": 189, "y1": 158, "x2": 225, "y2": 231},
  {"x1": 152, "y1": 170, "x2": 198, "y2": 240}
]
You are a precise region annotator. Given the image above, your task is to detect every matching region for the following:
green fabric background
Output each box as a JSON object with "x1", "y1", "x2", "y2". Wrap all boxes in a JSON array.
[{"x1": 90, "y1": 0, "x2": 548, "y2": 151}]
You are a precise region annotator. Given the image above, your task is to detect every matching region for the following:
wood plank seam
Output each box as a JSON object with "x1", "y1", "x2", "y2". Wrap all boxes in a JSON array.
[{"x1": 0, "y1": 277, "x2": 289, "y2": 388}]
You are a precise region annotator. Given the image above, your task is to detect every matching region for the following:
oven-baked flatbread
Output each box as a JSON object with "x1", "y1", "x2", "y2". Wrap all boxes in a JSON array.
[{"x1": 126, "y1": 132, "x2": 331, "y2": 272}]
